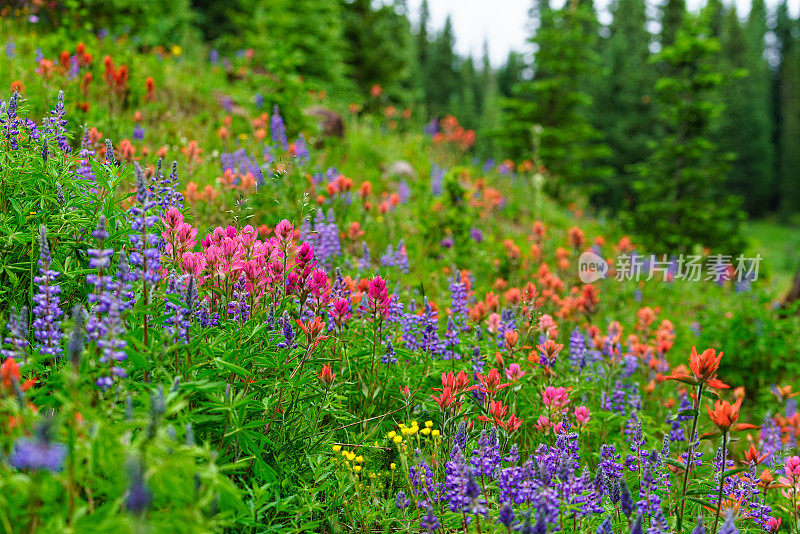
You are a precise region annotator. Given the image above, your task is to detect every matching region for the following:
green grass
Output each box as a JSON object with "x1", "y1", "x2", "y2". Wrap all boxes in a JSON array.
[{"x1": 745, "y1": 218, "x2": 800, "y2": 292}]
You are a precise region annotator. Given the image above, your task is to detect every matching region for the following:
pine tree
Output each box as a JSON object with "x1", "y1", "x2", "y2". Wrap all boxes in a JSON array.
[
  {"x1": 424, "y1": 16, "x2": 460, "y2": 118},
  {"x1": 775, "y1": 4, "x2": 800, "y2": 218},
  {"x1": 713, "y1": 4, "x2": 774, "y2": 215},
  {"x1": 660, "y1": 0, "x2": 685, "y2": 48},
  {"x1": 629, "y1": 12, "x2": 744, "y2": 253},
  {"x1": 417, "y1": 0, "x2": 430, "y2": 71},
  {"x1": 591, "y1": 0, "x2": 655, "y2": 211},
  {"x1": 340, "y1": 0, "x2": 416, "y2": 100},
  {"x1": 497, "y1": 51, "x2": 525, "y2": 98},
  {"x1": 502, "y1": 0, "x2": 609, "y2": 193},
  {"x1": 231, "y1": 0, "x2": 350, "y2": 90}
]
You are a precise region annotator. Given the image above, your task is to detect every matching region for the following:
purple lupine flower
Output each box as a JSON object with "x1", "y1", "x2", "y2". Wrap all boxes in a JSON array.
[
  {"x1": 254, "y1": 93, "x2": 263, "y2": 108},
  {"x1": 469, "y1": 227, "x2": 483, "y2": 242},
  {"x1": 1, "y1": 306, "x2": 29, "y2": 360},
  {"x1": 93, "y1": 299, "x2": 128, "y2": 389},
  {"x1": 398, "y1": 181, "x2": 410, "y2": 203},
  {"x1": 395, "y1": 491, "x2": 410, "y2": 510},
  {"x1": 380, "y1": 340, "x2": 397, "y2": 364},
  {"x1": 126, "y1": 460, "x2": 150, "y2": 514},
  {"x1": 471, "y1": 429, "x2": 501, "y2": 478},
  {"x1": 113, "y1": 250, "x2": 137, "y2": 312},
  {"x1": 67, "y1": 55, "x2": 79, "y2": 80},
  {"x1": 128, "y1": 163, "x2": 161, "y2": 285},
  {"x1": 77, "y1": 129, "x2": 96, "y2": 185},
  {"x1": 276, "y1": 312, "x2": 297, "y2": 349},
  {"x1": 227, "y1": 274, "x2": 251, "y2": 324},
  {"x1": 9, "y1": 421, "x2": 66, "y2": 472},
  {"x1": 420, "y1": 507, "x2": 439, "y2": 532},
  {"x1": 358, "y1": 241, "x2": 371, "y2": 271},
  {"x1": 760, "y1": 414, "x2": 782, "y2": 467},
  {"x1": 294, "y1": 133, "x2": 309, "y2": 164},
  {"x1": 692, "y1": 517, "x2": 706, "y2": 534},
  {"x1": 319, "y1": 209, "x2": 342, "y2": 265},
  {"x1": 419, "y1": 298, "x2": 443, "y2": 356},
  {"x1": 482, "y1": 158, "x2": 495, "y2": 173},
  {"x1": 498, "y1": 502, "x2": 515, "y2": 529},
  {"x1": 630, "y1": 515, "x2": 644, "y2": 534},
  {"x1": 648, "y1": 505, "x2": 669, "y2": 533},
  {"x1": 596, "y1": 517, "x2": 613, "y2": 534},
  {"x1": 133, "y1": 123, "x2": 144, "y2": 141},
  {"x1": 5, "y1": 39, "x2": 15, "y2": 58},
  {"x1": 220, "y1": 95, "x2": 234, "y2": 112},
  {"x1": 431, "y1": 164, "x2": 444, "y2": 195},
  {"x1": 620, "y1": 477, "x2": 634, "y2": 516},
  {"x1": 1, "y1": 92, "x2": 20, "y2": 149},
  {"x1": 599, "y1": 444, "x2": 623, "y2": 485},
  {"x1": 209, "y1": 49, "x2": 219, "y2": 63},
  {"x1": 165, "y1": 272, "x2": 192, "y2": 343},
  {"x1": 788, "y1": 397, "x2": 798, "y2": 418},
  {"x1": 24, "y1": 118, "x2": 40, "y2": 142},
  {"x1": 32, "y1": 226, "x2": 63, "y2": 356},
  {"x1": 44, "y1": 90, "x2": 70, "y2": 153},
  {"x1": 440, "y1": 236, "x2": 454, "y2": 249},
  {"x1": 443, "y1": 316, "x2": 460, "y2": 359},
  {"x1": 152, "y1": 160, "x2": 184, "y2": 210},
  {"x1": 87, "y1": 216, "x2": 114, "y2": 270},
  {"x1": 380, "y1": 241, "x2": 409, "y2": 273},
  {"x1": 568, "y1": 328, "x2": 588, "y2": 371},
  {"x1": 330, "y1": 268, "x2": 350, "y2": 300},
  {"x1": 449, "y1": 271, "x2": 469, "y2": 329},
  {"x1": 424, "y1": 118, "x2": 438, "y2": 136},
  {"x1": 105, "y1": 138, "x2": 117, "y2": 167},
  {"x1": 271, "y1": 105, "x2": 288, "y2": 150}
]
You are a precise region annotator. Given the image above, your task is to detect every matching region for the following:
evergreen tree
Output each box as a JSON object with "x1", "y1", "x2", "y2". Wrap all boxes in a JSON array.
[
  {"x1": 497, "y1": 51, "x2": 525, "y2": 98},
  {"x1": 340, "y1": 0, "x2": 416, "y2": 100},
  {"x1": 591, "y1": 0, "x2": 655, "y2": 210},
  {"x1": 229, "y1": 0, "x2": 350, "y2": 90},
  {"x1": 628, "y1": 12, "x2": 744, "y2": 253},
  {"x1": 424, "y1": 16, "x2": 460, "y2": 118},
  {"x1": 417, "y1": 0, "x2": 430, "y2": 71},
  {"x1": 705, "y1": 0, "x2": 725, "y2": 37},
  {"x1": 503, "y1": 0, "x2": 609, "y2": 194},
  {"x1": 714, "y1": 4, "x2": 774, "y2": 215},
  {"x1": 775, "y1": 3, "x2": 800, "y2": 217},
  {"x1": 660, "y1": 0, "x2": 685, "y2": 48}
]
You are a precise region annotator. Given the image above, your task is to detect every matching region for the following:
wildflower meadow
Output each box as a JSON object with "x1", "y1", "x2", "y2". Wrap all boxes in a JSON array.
[{"x1": 1, "y1": 2, "x2": 800, "y2": 533}]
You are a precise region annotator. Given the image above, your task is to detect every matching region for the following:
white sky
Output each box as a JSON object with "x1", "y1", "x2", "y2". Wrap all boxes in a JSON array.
[{"x1": 411, "y1": 0, "x2": 800, "y2": 66}]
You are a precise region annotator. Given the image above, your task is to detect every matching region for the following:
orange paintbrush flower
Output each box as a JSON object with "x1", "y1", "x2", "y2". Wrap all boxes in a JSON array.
[
  {"x1": 689, "y1": 347, "x2": 728, "y2": 388},
  {"x1": 744, "y1": 444, "x2": 769, "y2": 465},
  {"x1": 667, "y1": 346, "x2": 729, "y2": 389},
  {"x1": 707, "y1": 397, "x2": 742, "y2": 431}
]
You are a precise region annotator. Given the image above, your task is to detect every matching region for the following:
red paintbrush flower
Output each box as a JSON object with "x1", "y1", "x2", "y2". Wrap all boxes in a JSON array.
[{"x1": 707, "y1": 397, "x2": 742, "y2": 432}]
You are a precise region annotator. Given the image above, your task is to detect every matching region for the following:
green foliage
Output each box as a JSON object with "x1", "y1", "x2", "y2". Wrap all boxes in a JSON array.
[
  {"x1": 627, "y1": 12, "x2": 745, "y2": 254},
  {"x1": 341, "y1": 0, "x2": 417, "y2": 101},
  {"x1": 503, "y1": 0, "x2": 610, "y2": 196},
  {"x1": 590, "y1": 0, "x2": 657, "y2": 212},
  {"x1": 47, "y1": 0, "x2": 198, "y2": 47},
  {"x1": 713, "y1": 3, "x2": 775, "y2": 216},
  {"x1": 0, "y1": 106, "x2": 127, "y2": 312},
  {"x1": 697, "y1": 289, "x2": 800, "y2": 399},
  {"x1": 776, "y1": 5, "x2": 800, "y2": 219},
  {"x1": 660, "y1": 0, "x2": 686, "y2": 48}
]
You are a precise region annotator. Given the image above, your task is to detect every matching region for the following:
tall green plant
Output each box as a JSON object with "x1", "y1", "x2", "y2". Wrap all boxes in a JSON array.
[{"x1": 628, "y1": 12, "x2": 744, "y2": 253}]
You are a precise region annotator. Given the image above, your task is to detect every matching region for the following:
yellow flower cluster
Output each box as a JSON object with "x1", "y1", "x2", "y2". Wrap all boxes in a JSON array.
[
  {"x1": 332, "y1": 444, "x2": 365, "y2": 472},
  {"x1": 387, "y1": 421, "x2": 440, "y2": 445}
]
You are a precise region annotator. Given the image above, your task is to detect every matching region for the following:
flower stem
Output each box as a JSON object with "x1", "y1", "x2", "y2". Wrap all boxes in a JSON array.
[
  {"x1": 676, "y1": 381, "x2": 704, "y2": 531},
  {"x1": 712, "y1": 430, "x2": 728, "y2": 534}
]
